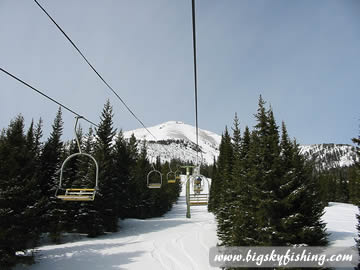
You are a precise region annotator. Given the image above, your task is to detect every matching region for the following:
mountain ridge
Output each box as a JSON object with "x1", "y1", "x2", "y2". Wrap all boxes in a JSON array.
[{"x1": 123, "y1": 121, "x2": 358, "y2": 169}]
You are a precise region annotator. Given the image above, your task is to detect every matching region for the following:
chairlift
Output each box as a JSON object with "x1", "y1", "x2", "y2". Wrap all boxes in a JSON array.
[
  {"x1": 188, "y1": 193, "x2": 208, "y2": 206},
  {"x1": 188, "y1": 166, "x2": 209, "y2": 206},
  {"x1": 193, "y1": 175, "x2": 204, "y2": 193},
  {"x1": 147, "y1": 164, "x2": 162, "y2": 188},
  {"x1": 167, "y1": 171, "x2": 176, "y2": 184},
  {"x1": 167, "y1": 163, "x2": 179, "y2": 184},
  {"x1": 55, "y1": 116, "x2": 99, "y2": 201}
]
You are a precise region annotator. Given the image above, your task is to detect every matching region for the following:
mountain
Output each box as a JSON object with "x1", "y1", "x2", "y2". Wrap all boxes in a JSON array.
[
  {"x1": 299, "y1": 144, "x2": 359, "y2": 170},
  {"x1": 123, "y1": 121, "x2": 221, "y2": 165},
  {"x1": 123, "y1": 121, "x2": 358, "y2": 169}
]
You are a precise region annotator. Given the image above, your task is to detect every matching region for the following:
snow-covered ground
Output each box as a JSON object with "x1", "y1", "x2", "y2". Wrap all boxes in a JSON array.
[
  {"x1": 323, "y1": 202, "x2": 359, "y2": 247},
  {"x1": 14, "y1": 186, "x2": 359, "y2": 270}
]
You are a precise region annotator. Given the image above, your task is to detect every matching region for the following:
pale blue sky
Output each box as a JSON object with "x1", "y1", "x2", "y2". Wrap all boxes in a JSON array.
[{"x1": 0, "y1": 0, "x2": 359, "y2": 144}]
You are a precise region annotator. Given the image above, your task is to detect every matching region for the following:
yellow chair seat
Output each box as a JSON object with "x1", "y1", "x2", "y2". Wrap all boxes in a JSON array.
[
  {"x1": 57, "y1": 188, "x2": 96, "y2": 201},
  {"x1": 189, "y1": 201, "x2": 208, "y2": 206},
  {"x1": 148, "y1": 183, "x2": 161, "y2": 188}
]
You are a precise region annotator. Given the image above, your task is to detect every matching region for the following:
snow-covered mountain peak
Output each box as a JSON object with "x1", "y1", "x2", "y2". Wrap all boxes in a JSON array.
[
  {"x1": 123, "y1": 121, "x2": 221, "y2": 164},
  {"x1": 123, "y1": 121, "x2": 357, "y2": 169},
  {"x1": 124, "y1": 121, "x2": 219, "y2": 144}
]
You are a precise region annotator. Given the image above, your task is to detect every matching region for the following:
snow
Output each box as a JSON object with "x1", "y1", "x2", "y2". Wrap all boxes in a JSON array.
[
  {"x1": 14, "y1": 188, "x2": 359, "y2": 269},
  {"x1": 15, "y1": 176, "x2": 218, "y2": 270},
  {"x1": 323, "y1": 202, "x2": 359, "y2": 247},
  {"x1": 122, "y1": 121, "x2": 357, "y2": 168},
  {"x1": 123, "y1": 121, "x2": 221, "y2": 164},
  {"x1": 299, "y1": 144, "x2": 358, "y2": 170}
]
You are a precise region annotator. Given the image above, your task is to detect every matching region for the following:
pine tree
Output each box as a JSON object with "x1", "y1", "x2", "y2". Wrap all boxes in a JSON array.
[
  {"x1": 113, "y1": 130, "x2": 134, "y2": 219},
  {"x1": 0, "y1": 115, "x2": 41, "y2": 268},
  {"x1": 60, "y1": 126, "x2": 84, "y2": 232},
  {"x1": 132, "y1": 140, "x2": 153, "y2": 218},
  {"x1": 216, "y1": 96, "x2": 328, "y2": 248},
  {"x1": 232, "y1": 113, "x2": 241, "y2": 164},
  {"x1": 214, "y1": 127, "x2": 235, "y2": 244},
  {"x1": 208, "y1": 157, "x2": 217, "y2": 212},
  {"x1": 94, "y1": 100, "x2": 118, "y2": 232},
  {"x1": 74, "y1": 127, "x2": 104, "y2": 237},
  {"x1": 39, "y1": 107, "x2": 66, "y2": 242},
  {"x1": 232, "y1": 126, "x2": 260, "y2": 246}
]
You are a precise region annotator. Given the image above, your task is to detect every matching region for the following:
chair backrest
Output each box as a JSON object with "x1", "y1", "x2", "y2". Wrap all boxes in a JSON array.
[
  {"x1": 147, "y1": 169, "x2": 162, "y2": 188},
  {"x1": 57, "y1": 152, "x2": 99, "y2": 191}
]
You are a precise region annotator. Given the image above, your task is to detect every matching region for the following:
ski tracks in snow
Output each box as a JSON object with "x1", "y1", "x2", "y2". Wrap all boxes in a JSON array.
[{"x1": 14, "y1": 197, "x2": 219, "y2": 270}]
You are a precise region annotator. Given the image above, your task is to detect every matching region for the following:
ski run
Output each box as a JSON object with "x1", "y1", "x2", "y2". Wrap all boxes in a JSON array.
[{"x1": 14, "y1": 178, "x2": 359, "y2": 270}]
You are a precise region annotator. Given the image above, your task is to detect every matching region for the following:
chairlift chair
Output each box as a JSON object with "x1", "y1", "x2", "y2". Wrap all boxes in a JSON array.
[
  {"x1": 55, "y1": 116, "x2": 99, "y2": 201},
  {"x1": 175, "y1": 166, "x2": 181, "y2": 181},
  {"x1": 188, "y1": 193, "x2": 208, "y2": 206},
  {"x1": 188, "y1": 174, "x2": 209, "y2": 206},
  {"x1": 167, "y1": 171, "x2": 176, "y2": 184},
  {"x1": 147, "y1": 166, "x2": 162, "y2": 189}
]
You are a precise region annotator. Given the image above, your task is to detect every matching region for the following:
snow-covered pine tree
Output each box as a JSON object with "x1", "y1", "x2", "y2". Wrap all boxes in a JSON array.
[
  {"x1": 216, "y1": 115, "x2": 242, "y2": 245},
  {"x1": 0, "y1": 115, "x2": 42, "y2": 268},
  {"x1": 131, "y1": 140, "x2": 153, "y2": 218},
  {"x1": 148, "y1": 156, "x2": 168, "y2": 217},
  {"x1": 39, "y1": 108, "x2": 67, "y2": 243},
  {"x1": 250, "y1": 97, "x2": 282, "y2": 245},
  {"x1": 113, "y1": 130, "x2": 136, "y2": 219},
  {"x1": 215, "y1": 96, "x2": 328, "y2": 248},
  {"x1": 94, "y1": 100, "x2": 119, "y2": 233},
  {"x1": 209, "y1": 128, "x2": 233, "y2": 216},
  {"x1": 214, "y1": 127, "x2": 235, "y2": 244},
  {"x1": 74, "y1": 127, "x2": 104, "y2": 237},
  {"x1": 208, "y1": 156, "x2": 219, "y2": 213},
  {"x1": 61, "y1": 125, "x2": 89, "y2": 233},
  {"x1": 232, "y1": 126, "x2": 261, "y2": 246},
  {"x1": 157, "y1": 159, "x2": 182, "y2": 215},
  {"x1": 270, "y1": 121, "x2": 328, "y2": 246}
]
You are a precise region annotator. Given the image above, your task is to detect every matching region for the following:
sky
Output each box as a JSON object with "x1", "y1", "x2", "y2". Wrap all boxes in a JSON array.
[{"x1": 0, "y1": 0, "x2": 359, "y2": 145}]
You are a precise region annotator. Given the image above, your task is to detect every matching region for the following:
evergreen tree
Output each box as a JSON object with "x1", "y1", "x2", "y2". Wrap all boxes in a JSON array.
[
  {"x1": 113, "y1": 130, "x2": 135, "y2": 219},
  {"x1": 208, "y1": 157, "x2": 217, "y2": 212},
  {"x1": 214, "y1": 96, "x2": 328, "y2": 248},
  {"x1": 214, "y1": 127, "x2": 235, "y2": 244},
  {"x1": 209, "y1": 127, "x2": 233, "y2": 215},
  {"x1": 232, "y1": 126, "x2": 260, "y2": 246},
  {"x1": 278, "y1": 123, "x2": 328, "y2": 245},
  {"x1": 39, "y1": 107, "x2": 66, "y2": 242},
  {"x1": 0, "y1": 115, "x2": 41, "y2": 268},
  {"x1": 94, "y1": 100, "x2": 118, "y2": 232},
  {"x1": 39, "y1": 108, "x2": 64, "y2": 197},
  {"x1": 74, "y1": 127, "x2": 104, "y2": 237},
  {"x1": 132, "y1": 140, "x2": 153, "y2": 218}
]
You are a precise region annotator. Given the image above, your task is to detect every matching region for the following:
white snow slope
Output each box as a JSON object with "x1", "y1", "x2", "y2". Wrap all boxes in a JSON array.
[
  {"x1": 15, "y1": 177, "x2": 218, "y2": 270},
  {"x1": 14, "y1": 185, "x2": 359, "y2": 270}
]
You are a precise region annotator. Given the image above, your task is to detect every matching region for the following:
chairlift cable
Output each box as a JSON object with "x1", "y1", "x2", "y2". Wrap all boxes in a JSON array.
[
  {"x1": 191, "y1": 0, "x2": 200, "y2": 165},
  {"x1": 33, "y1": 0, "x2": 179, "y2": 169},
  {"x1": 0, "y1": 67, "x2": 98, "y2": 128},
  {"x1": 33, "y1": 0, "x2": 158, "y2": 142}
]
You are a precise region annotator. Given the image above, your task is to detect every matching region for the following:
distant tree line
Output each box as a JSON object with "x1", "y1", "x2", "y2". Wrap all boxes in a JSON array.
[
  {"x1": 0, "y1": 100, "x2": 181, "y2": 269},
  {"x1": 317, "y1": 165, "x2": 360, "y2": 205},
  {"x1": 209, "y1": 96, "x2": 328, "y2": 249}
]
